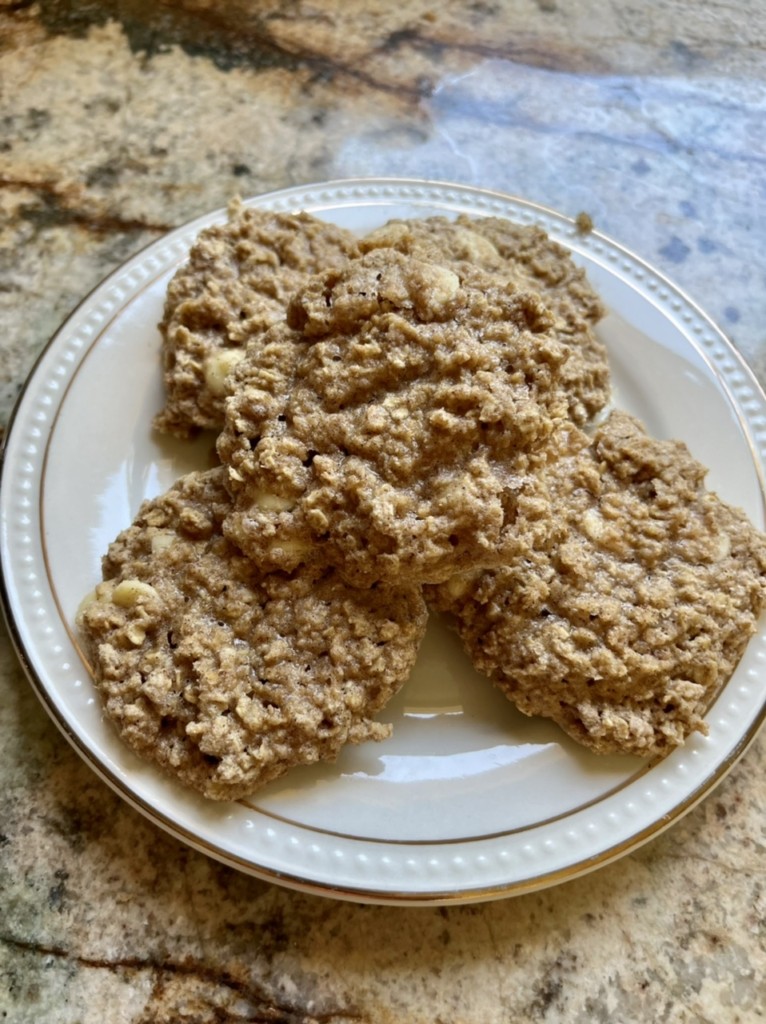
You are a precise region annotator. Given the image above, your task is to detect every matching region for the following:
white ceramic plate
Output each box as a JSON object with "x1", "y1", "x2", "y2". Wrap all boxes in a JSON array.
[{"x1": 3, "y1": 178, "x2": 766, "y2": 905}]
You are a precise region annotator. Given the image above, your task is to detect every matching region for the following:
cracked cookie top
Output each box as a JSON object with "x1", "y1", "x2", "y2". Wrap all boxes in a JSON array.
[
  {"x1": 217, "y1": 248, "x2": 570, "y2": 587},
  {"x1": 361, "y1": 214, "x2": 610, "y2": 426}
]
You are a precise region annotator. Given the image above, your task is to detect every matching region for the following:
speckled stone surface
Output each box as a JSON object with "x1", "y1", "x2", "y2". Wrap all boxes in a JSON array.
[{"x1": 2, "y1": 3, "x2": 766, "y2": 1021}]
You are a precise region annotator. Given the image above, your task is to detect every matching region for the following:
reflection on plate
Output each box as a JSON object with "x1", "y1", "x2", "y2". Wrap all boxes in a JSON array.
[{"x1": 2, "y1": 178, "x2": 766, "y2": 904}]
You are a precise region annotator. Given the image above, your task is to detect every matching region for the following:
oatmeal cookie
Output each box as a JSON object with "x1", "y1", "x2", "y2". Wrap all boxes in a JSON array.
[
  {"x1": 218, "y1": 248, "x2": 569, "y2": 587},
  {"x1": 428, "y1": 411, "x2": 766, "y2": 757},
  {"x1": 361, "y1": 215, "x2": 610, "y2": 426},
  {"x1": 77, "y1": 468, "x2": 427, "y2": 801},
  {"x1": 154, "y1": 200, "x2": 359, "y2": 438}
]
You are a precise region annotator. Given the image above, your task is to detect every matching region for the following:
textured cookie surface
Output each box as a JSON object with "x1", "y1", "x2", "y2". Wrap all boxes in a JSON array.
[
  {"x1": 154, "y1": 200, "x2": 359, "y2": 437},
  {"x1": 428, "y1": 412, "x2": 766, "y2": 756},
  {"x1": 218, "y1": 248, "x2": 569, "y2": 587},
  {"x1": 77, "y1": 468, "x2": 427, "y2": 800},
  {"x1": 361, "y1": 215, "x2": 610, "y2": 426}
]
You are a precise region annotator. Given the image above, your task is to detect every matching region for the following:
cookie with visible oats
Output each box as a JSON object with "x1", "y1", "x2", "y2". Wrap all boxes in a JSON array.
[
  {"x1": 361, "y1": 215, "x2": 610, "y2": 426},
  {"x1": 77, "y1": 468, "x2": 427, "y2": 801},
  {"x1": 428, "y1": 411, "x2": 766, "y2": 757},
  {"x1": 154, "y1": 200, "x2": 359, "y2": 438},
  {"x1": 217, "y1": 248, "x2": 570, "y2": 587}
]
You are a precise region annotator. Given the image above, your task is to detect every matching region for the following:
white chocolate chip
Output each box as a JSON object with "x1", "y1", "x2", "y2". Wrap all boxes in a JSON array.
[
  {"x1": 713, "y1": 532, "x2": 731, "y2": 561},
  {"x1": 150, "y1": 530, "x2": 176, "y2": 554},
  {"x1": 445, "y1": 574, "x2": 472, "y2": 600},
  {"x1": 254, "y1": 489, "x2": 295, "y2": 513},
  {"x1": 582, "y1": 508, "x2": 604, "y2": 541},
  {"x1": 415, "y1": 265, "x2": 460, "y2": 315},
  {"x1": 112, "y1": 579, "x2": 160, "y2": 607},
  {"x1": 203, "y1": 348, "x2": 245, "y2": 397},
  {"x1": 453, "y1": 226, "x2": 500, "y2": 263},
  {"x1": 269, "y1": 537, "x2": 309, "y2": 561}
]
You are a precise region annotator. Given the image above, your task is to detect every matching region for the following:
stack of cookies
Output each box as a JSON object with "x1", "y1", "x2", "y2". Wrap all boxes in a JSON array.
[{"x1": 77, "y1": 201, "x2": 766, "y2": 801}]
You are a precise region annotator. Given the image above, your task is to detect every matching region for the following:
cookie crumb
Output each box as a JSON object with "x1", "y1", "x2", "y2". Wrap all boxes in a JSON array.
[{"x1": 575, "y1": 211, "x2": 594, "y2": 234}]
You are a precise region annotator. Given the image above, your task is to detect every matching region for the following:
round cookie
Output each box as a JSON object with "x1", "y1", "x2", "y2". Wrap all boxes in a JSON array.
[
  {"x1": 428, "y1": 411, "x2": 766, "y2": 757},
  {"x1": 154, "y1": 199, "x2": 359, "y2": 438},
  {"x1": 361, "y1": 214, "x2": 610, "y2": 427},
  {"x1": 77, "y1": 468, "x2": 427, "y2": 801},
  {"x1": 218, "y1": 248, "x2": 570, "y2": 587}
]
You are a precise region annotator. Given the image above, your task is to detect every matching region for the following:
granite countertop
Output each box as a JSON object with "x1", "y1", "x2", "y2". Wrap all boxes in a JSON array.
[{"x1": 2, "y1": 2, "x2": 766, "y2": 1021}]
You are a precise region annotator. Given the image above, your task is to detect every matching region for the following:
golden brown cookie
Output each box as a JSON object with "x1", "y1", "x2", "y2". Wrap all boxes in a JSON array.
[
  {"x1": 77, "y1": 468, "x2": 427, "y2": 801},
  {"x1": 428, "y1": 412, "x2": 766, "y2": 757},
  {"x1": 217, "y1": 248, "x2": 569, "y2": 587},
  {"x1": 361, "y1": 214, "x2": 610, "y2": 426},
  {"x1": 154, "y1": 200, "x2": 359, "y2": 438}
]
